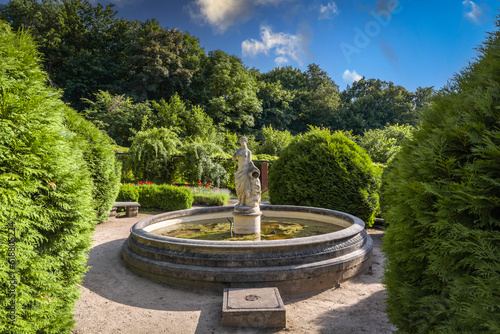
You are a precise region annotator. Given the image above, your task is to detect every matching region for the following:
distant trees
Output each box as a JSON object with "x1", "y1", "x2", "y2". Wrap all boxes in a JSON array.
[
  {"x1": 1, "y1": 0, "x2": 434, "y2": 143},
  {"x1": 122, "y1": 19, "x2": 204, "y2": 102},
  {"x1": 0, "y1": 0, "x2": 203, "y2": 109},
  {"x1": 258, "y1": 64, "x2": 341, "y2": 133},
  {"x1": 188, "y1": 50, "x2": 262, "y2": 133},
  {"x1": 83, "y1": 91, "x2": 155, "y2": 146},
  {"x1": 336, "y1": 78, "x2": 432, "y2": 134}
]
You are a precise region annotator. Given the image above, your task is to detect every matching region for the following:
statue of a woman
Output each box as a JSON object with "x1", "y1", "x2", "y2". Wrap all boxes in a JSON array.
[{"x1": 232, "y1": 136, "x2": 261, "y2": 208}]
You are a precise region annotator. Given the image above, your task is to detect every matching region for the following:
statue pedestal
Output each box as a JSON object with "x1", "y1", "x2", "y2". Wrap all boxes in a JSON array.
[{"x1": 232, "y1": 206, "x2": 262, "y2": 235}]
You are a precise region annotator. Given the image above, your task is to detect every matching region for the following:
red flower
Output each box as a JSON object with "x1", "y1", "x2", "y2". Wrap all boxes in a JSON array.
[
  {"x1": 185, "y1": 184, "x2": 188, "y2": 187},
  {"x1": 139, "y1": 181, "x2": 144, "y2": 185},
  {"x1": 174, "y1": 185, "x2": 177, "y2": 187}
]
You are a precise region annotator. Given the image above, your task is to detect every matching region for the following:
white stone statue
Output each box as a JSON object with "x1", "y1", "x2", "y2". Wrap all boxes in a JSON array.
[{"x1": 232, "y1": 136, "x2": 261, "y2": 209}]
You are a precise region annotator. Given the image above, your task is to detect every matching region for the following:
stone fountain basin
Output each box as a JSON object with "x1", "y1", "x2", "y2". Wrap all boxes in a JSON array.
[{"x1": 122, "y1": 205, "x2": 373, "y2": 295}]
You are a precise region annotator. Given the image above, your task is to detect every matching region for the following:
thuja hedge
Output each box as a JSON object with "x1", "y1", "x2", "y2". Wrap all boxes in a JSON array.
[
  {"x1": 269, "y1": 128, "x2": 381, "y2": 226},
  {"x1": 0, "y1": 22, "x2": 94, "y2": 332},
  {"x1": 117, "y1": 184, "x2": 193, "y2": 211},
  {"x1": 64, "y1": 108, "x2": 121, "y2": 223},
  {"x1": 381, "y1": 17, "x2": 500, "y2": 333}
]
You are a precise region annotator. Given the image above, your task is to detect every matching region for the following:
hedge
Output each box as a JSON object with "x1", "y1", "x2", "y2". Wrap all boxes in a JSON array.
[
  {"x1": 0, "y1": 21, "x2": 94, "y2": 333},
  {"x1": 117, "y1": 184, "x2": 193, "y2": 211}
]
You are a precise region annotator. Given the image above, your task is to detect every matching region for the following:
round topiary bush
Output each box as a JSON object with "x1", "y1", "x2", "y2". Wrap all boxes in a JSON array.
[
  {"x1": 269, "y1": 127, "x2": 380, "y2": 226},
  {"x1": 381, "y1": 19, "x2": 500, "y2": 333},
  {"x1": 0, "y1": 22, "x2": 94, "y2": 333}
]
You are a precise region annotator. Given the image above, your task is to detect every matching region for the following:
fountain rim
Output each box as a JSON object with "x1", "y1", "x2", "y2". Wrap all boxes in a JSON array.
[{"x1": 130, "y1": 204, "x2": 366, "y2": 249}]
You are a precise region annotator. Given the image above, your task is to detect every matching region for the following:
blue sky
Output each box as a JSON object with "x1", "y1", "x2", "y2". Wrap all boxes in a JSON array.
[{"x1": 3, "y1": 0, "x2": 498, "y2": 91}]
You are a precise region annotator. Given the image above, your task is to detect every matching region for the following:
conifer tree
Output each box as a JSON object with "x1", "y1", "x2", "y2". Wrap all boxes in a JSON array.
[
  {"x1": 0, "y1": 21, "x2": 94, "y2": 332},
  {"x1": 382, "y1": 14, "x2": 500, "y2": 333}
]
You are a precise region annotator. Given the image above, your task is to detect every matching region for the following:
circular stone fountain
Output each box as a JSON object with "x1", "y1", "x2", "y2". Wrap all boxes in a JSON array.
[{"x1": 121, "y1": 204, "x2": 373, "y2": 295}]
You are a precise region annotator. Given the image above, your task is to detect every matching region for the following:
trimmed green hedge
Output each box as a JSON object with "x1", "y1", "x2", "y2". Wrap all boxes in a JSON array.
[
  {"x1": 381, "y1": 18, "x2": 500, "y2": 333},
  {"x1": 269, "y1": 128, "x2": 380, "y2": 226},
  {"x1": 0, "y1": 22, "x2": 94, "y2": 333},
  {"x1": 117, "y1": 184, "x2": 193, "y2": 211},
  {"x1": 116, "y1": 184, "x2": 139, "y2": 202}
]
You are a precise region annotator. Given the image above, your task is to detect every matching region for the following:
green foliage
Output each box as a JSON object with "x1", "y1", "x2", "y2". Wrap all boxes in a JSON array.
[
  {"x1": 269, "y1": 127, "x2": 380, "y2": 226},
  {"x1": 136, "y1": 184, "x2": 193, "y2": 211},
  {"x1": 191, "y1": 187, "x2": 230, "y2": 206},
  {"x1": 116, "y1": 184, "x2": 139, "y2": 202},
  {"x1": 258, "y1": 125, "x2": 293, "y2": 156},
  {"x1": 356, "y1": 124, "x2": 414, "y2": 164},
  {"x1": 64, "y1": 108, "x2": 121, "y2": 223},
  {"x1": 128, "y1": 128, "x2": 180, "y2": 184},
  {"x1": 84, "y1": 90, "x2": 155, "y2": 146},
  {"x1": 337, "y1": 78, "x2": 433, "y2": 134},
  {"x1": 122, "y1": 19, "x2": 204, "y2": 102},
  {"x1": 153, "y1": 93, "x2": 216, "y2": 139},
  {"x1": 0, "y1": 21, "x2": 94, "y2": 333},
  {"x1": 117, "y1": 184, "x2": 193, "y2": 210},
  {"x1": 259, "y1": 64, "x2": 341, "y2": 133},
  {"x1": 0, "y1": 1, "x2": 204, "y2": 109},
  {"x1": 255, "y1": 79, "x2": 295, "y2": 130},
  {"x1": 381, "y1": 17, "x2": 500, "y2": 333},
  {"x1": 190, "y1": 50, "x2": 262, "y2": 132},
  {"x1": 180, "y1": 141, "x2": 228, "y2": 187},
  {"x1": 0, "y1": 0, "x2": 132, "y2": 109}
]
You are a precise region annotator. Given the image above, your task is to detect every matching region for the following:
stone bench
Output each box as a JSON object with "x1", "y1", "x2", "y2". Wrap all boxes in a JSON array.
[{"x1": 110, "y1": 202, "x2": 141, "y2": 217}]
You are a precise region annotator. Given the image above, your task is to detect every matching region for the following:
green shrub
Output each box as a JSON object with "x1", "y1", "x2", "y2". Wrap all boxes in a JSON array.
[
  {"x1": 64, "y1": 108, "x2": 121, "y2": 223},
  {"x1": 117, "y1": 184, "x2": 193, "y2": 211},
  {"x1": 269, "y1": 127, "x2": 380, "y2": 226},
  {"x1": 129, "y1": 127, "x2": 180, "y2": 183},
  {"x1": 116, "y1": 184, "x2": 140, "y2": 202},
  {"x1": 356, "y1": 124, "x2": 414, "y2": 164},
  {"x1": 0, "y1": 22, "x2": 94, "y2": 333},
  {"x1": 381, "y1": 19, "x2": 500, "y2": 333}
]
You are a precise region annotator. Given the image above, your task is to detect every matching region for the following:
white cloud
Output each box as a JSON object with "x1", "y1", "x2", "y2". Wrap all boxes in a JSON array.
[
  {"x1": 275, "y1": 56, "x2": 289, "y2": 65},
  {"x1": 191, "y1": 0, "x2": 290, "y2": 33},
  {"x1": 319, "y1": 1, "x2": 339, "y2": 20},
  {"x1": 242, "y1": 25, "x2": 308, "y2": 65},
  {"x1": 462, "y1": 0, "x2": 483, "y2": 23},
  {"x1": 342, "y1": 70, "x2": 362, "y2": 84},
  {"x1": 191, "y1": 0, "x2": 252, "y2": 33}
]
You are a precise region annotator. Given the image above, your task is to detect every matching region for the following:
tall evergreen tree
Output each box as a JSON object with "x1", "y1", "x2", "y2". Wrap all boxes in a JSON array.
[
  {"x1": 0, "y1": 20, "x2": 95, "y2": 332},
  {"x1": 381, "y1": 14, "x2": 500, "y2": 333}
]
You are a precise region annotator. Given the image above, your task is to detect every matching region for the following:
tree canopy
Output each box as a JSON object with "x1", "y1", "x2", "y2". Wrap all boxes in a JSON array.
[{"x1": 1, "y1": 0, "x2": 434, "y2": 141}]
